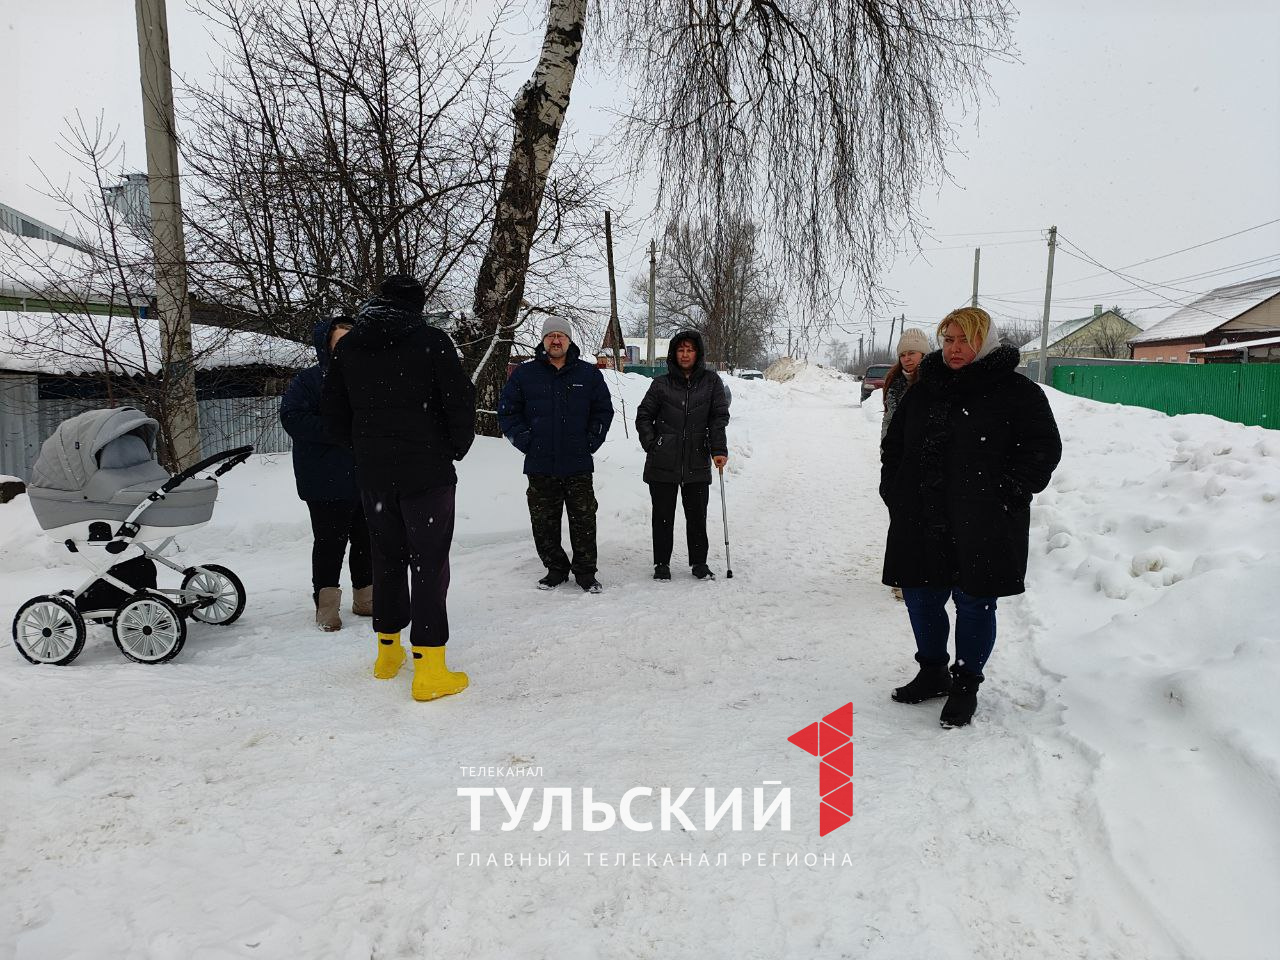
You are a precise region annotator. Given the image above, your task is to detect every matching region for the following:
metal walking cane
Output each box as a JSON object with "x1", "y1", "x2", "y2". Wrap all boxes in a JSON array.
[{"x1": 717, "y1": 464, "x2": 733, "y2": 579}]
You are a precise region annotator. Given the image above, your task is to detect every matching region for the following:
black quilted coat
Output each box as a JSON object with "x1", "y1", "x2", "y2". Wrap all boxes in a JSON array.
[
  {"x1": 880, "y1": 344, "x2": 1062, "y2": 597},
  {"x1": 635, "y1": 331, "x2": 730, "y2": 484}
]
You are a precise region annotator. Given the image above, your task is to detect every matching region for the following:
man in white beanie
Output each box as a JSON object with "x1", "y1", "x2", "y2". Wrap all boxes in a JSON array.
[{"x1": 498, "y1": 317, "x2": 615, "y2": 592}]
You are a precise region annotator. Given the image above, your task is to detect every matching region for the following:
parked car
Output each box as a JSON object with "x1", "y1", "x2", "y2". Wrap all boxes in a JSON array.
[
  {"x1": 860, "y1": 363, "x2": 892, "y2": 402},
  {"x1": 735, "y1": 369, "x2": 765, "y2": 380}
]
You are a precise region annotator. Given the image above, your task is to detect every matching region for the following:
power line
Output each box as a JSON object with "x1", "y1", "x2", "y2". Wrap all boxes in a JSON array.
[
  {"x1": 986, "y1": 217, "x2": 1280, "y2": 297},
  {"x1": 1054, "y1": 233, "x2": 1235, "y2": 322},
  {"x1": 934, "y1": 228, "x2": 1045, "y2": 238},
  {"x1": 982, "y1": 256, "x2": 1280, "y2": 309},
  {"x1": 905, "y1": 237, "x2": 1043, "y2": 255}
]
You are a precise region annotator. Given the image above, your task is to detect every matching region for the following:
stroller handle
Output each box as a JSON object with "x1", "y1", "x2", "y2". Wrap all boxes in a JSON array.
[
  {"x1": 158, "y1": 445, "x2": 254, "y2": 495},
  {"x1": 104, "y1": 445, "x2": 254, "y2": 553}
]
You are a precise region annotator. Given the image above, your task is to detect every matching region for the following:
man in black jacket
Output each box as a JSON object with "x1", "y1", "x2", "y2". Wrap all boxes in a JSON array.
[
  {"x1": 321, "y1": 274, "x2": 476, "y2": 702},
  {"x1": 635, "y1": 330, "x2": 731, "y2": 580},
  {"x1": 497, "y1": 318, "x2": 614, "y2": 593}
]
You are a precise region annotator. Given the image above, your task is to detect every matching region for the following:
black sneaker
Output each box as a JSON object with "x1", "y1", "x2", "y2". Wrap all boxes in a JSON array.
[
  {"x1": 691, "y1": 564, "x2": 716, "y2": 581},
  {"x1": 538, "y1": 570, "x2": 569, "y2": 590},
  {"x1": 653, "y1": 564, "x2": 671, "y2": 581},
  {"x1": 576, "y1": 577, "x2": 603, "y2": 594},
  {"x1": 939, "y1": 668, "x2": 982, "y2": 728}
]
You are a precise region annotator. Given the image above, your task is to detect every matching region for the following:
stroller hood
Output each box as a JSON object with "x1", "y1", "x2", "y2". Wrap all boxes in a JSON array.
[{"x1": 30, "y1": 407, "x2": 160, "y2": 493}]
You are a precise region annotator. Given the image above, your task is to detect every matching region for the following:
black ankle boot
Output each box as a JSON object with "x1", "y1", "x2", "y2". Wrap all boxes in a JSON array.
[
  {"x1": 891, "y1": 655, "x2": 952, "y2": 704},
  {"x1": 939, "y1": 667, "x2": 983, "y2": 728}
]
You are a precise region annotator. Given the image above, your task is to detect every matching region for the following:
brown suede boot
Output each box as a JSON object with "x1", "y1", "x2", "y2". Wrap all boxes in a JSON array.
[
  {"x1": 316, "y1": 587, "x2": 342, "y2": 631},
  {"x1": 352, "y1": 585, "x2": 373, "y2": 617}
]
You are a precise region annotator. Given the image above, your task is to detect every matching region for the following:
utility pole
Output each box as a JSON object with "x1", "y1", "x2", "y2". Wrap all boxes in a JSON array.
[
  {"x1": 604, "y1": 211, "x2": 621, "y2": 371},
  {"x1": 858, "y1": 334, "x2": 864, "y2": 367},
  {"x1": 971, "y1": 248, "x2": 981, "y2": 307},
  {"x1": 603, "y1": 211, "x2": 629, "y2": 437},
  {"x1": 887, "y1": 314, "x2": 898, "y2": 353},
  {"x1": 136, "y1": 0, "x2": 200, "y2": 468},
  {"x1": 1037, "y1": 226, "x2": 1058, "y2": 384},
  {"x1": 646, "y1": 238, "x2": 656, "y2": 366}
]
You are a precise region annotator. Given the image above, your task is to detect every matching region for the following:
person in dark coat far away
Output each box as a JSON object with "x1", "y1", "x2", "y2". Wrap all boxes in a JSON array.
[
  {"x1": 635, "y1": 330, "x2": 730, "y2": 581},
  {"x1": 280, "y1": 315, "x2": 371, "y2": 632},
  {"x1": 321, "y1": 274, "x2": 476, "y2": 702},
  {"x1": 880, "y1": 306, "x2": 1062, "y2": 728},
  {"x1": 497, "y1": 317, "x2": 615, "y2": 594}
]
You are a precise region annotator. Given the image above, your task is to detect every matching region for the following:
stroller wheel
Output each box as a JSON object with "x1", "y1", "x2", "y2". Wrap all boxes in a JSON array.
[
  {"x1": 12, "y1": 595, "x2": 87, "y2": 665},
  {"x1": 112, "y1": 594, "x2": 187, "y2": 664},
  {"x1": 181, "y1": 564, "x2": 246, "y2": 626}
]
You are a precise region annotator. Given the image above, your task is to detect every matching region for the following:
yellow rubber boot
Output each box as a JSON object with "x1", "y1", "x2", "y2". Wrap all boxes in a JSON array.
[
  {"x1": 373, "y1": 632, "x2": 406, "y2": 679},
  {"x1": 411, "y1": 646, "x2": 469, "y2": 702}
]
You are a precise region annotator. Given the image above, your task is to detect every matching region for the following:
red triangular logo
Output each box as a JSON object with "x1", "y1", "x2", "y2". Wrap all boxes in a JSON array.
[
  {"x1": 824, "y1": 740, "x2": 853, "y2": 777},
  {"x1": 820, "y1": 801, "x2": 851, "y2": 837},
  {"x1": 822, "y1": 702, "x2": 854, "y2": 737},
  {"x1": 824, "y1": 780, "x2": 853, "y2": 817},
  {"x1": 819, "y1": 721, "x2": 849, "y2": 756},
  {"x1": 819, "y1": 760, "x2": 848, "y2": 798},
  {"x1": 787, "y1": 721, "x2": 821, "y2": 757}
]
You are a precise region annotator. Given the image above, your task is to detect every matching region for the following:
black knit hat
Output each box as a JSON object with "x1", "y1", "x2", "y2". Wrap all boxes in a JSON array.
[{"x1": 380, "y1": 273, "x2": 426, "y2": 313}]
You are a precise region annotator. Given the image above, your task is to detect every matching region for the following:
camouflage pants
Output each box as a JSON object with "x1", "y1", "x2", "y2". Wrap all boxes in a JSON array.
[{"x1": 526, "y1": 473, "x2": 598, "y2": 578}]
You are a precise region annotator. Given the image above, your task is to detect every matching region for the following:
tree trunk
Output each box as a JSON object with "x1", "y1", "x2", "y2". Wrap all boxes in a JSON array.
[{"x1": 459, "y1": 0, "x2": 587, "y2": 436}]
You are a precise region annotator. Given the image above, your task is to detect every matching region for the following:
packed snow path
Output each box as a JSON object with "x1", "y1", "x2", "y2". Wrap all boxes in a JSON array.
[{"x1": 2, "y1": 368, "x2": 1276, "y2": 958}]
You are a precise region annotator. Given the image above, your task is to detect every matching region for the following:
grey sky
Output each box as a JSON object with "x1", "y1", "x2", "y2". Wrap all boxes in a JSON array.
[{"x1": 5, "y1": 1, "x2": 1278, "y2": 354}]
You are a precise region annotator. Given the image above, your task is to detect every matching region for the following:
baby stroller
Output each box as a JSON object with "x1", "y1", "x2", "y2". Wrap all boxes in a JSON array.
[{"x1": 12, "y1": 407, "x2": 252, "y2": 666}]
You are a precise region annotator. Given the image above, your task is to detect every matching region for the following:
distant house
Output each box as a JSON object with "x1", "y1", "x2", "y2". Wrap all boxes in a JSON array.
[
  {"x1": 622, "y1": 337, "x2": 671, "y2": 365},
  {"x1": 1188, "y1": 334, "x2": 1280, "y2": 364},
  {"x1": 1128, "y1": 275, "x2": 1280, "y2": 363},
  {"x1": 1018, "y1": 305, "x2": 1141, "y2": 364},
  {"x1": 592, "y1": 334, "x2": 675, "y2": 368}
]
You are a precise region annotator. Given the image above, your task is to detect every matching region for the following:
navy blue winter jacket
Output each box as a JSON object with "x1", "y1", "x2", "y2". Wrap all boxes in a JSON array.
[
  {"x1": 497, "y1": 343, "x2": 615, "y2": 476},
  {"x1": 280, "y1": 318, "x2": 360, "y2": 502}
]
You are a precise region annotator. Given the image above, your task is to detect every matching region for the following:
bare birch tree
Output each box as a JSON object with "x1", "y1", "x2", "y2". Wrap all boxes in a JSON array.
[{"x1": 466, "y1": 0, "x2": 1014, "y2": 432}]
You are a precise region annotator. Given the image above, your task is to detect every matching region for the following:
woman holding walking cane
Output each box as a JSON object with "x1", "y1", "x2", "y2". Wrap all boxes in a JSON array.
[{"x1": 636, "y1": 330, "x2": 731, "y2": 581}]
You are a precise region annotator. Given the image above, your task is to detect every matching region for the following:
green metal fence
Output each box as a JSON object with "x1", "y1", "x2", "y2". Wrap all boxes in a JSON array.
[
  {"x1": 622, "y1": 363, "x2": 667, "y2": 378},
  {"x1": 1051, "y1": 363, "x2": 1280, "y2": 429}
]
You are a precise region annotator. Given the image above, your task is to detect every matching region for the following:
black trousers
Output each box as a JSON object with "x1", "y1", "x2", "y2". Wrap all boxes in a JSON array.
[
  {"x1": 526, "y1": 473, "x2": 598, "y2": 578},
  {"x1": 362, "y1": 484, "x2": 455, "y2": 647},
  {"x1": 306, "y1": 499, "x2": 372, "y2": 601},
  {"x1": 648, "y1": 481, "x2": 710, "y2": 567}
]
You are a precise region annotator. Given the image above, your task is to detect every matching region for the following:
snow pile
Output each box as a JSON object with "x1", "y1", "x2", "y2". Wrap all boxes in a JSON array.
[
  {"x1": 1018, "y1": 392, "x2": 1280, "y2": 959},
  {"x1": 0, "y1": 370, "x2": 1277, "y2": 957},
  {"x1": 763, "y1": 356, "x2": 803, "y2": 381}
]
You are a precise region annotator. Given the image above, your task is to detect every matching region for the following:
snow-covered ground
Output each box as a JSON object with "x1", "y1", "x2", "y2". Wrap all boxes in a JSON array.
[{"x1": 1, "y1": 366, "x2": 1277, "y2": 959}]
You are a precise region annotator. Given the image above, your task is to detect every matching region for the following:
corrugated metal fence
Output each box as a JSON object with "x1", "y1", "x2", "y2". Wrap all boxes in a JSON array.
[
  {"x1": 0, "y1": 387, "x2": 291, "y2": 480},
  {"x1": 1051, "y1": 364, "x2": 1280, "y2": 429}
]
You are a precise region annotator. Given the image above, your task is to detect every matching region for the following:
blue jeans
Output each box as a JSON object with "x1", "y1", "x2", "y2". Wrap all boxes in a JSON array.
[{"x1": 901, "y1": 587, "x2": 998, "y2": 678}]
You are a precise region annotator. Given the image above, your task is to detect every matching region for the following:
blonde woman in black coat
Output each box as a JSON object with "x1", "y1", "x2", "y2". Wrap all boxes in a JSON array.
[
  {"x1": 635, "y1": 331, "x2": 731, "y2": 581},
  {"x1": 880, "y1": 307, "x2": 1062, "y2": 728}
]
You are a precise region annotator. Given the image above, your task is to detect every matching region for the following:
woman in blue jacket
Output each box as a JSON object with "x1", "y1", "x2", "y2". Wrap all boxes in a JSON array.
[{"x1": 281, "y1": 316, "x2": 372, "y2": 631}]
